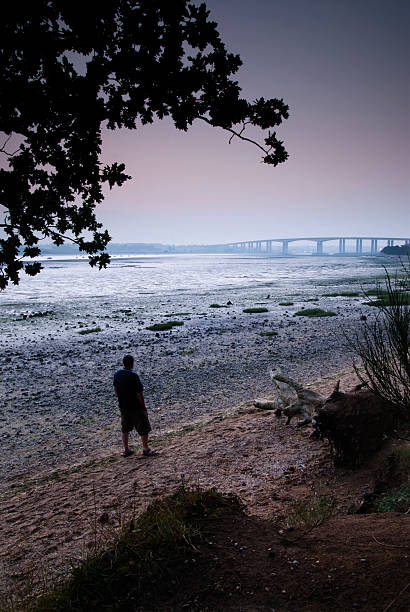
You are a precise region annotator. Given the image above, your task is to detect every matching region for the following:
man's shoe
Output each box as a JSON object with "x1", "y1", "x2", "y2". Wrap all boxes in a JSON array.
[
  {"x1": 142, "y1": 448, "x2": 158, "y2": 456},
  {"x1": 122, "y1": 449, "x2": 134, "y2": 457}
]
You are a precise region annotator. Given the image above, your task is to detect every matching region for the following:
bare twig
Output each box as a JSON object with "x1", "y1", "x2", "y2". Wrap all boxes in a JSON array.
[
  {"x1": 382, "y1": 580, "x2": 410, "y2": 612},
  {"x1": 0, "y1": 135, "x2": 21, "y2": 157},
  {"x1": 372, "y1": 535, "x2": 410, "y2": 549}
]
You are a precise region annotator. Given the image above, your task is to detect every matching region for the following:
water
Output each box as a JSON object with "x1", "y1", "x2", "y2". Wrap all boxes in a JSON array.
[{"x1": 0, "y1": 253, "x2": 391, "y2": 306}]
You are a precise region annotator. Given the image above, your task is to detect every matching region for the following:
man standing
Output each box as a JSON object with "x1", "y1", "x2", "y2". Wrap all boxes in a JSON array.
[{"x1": 113, "y1": 354, "x2": 157, "y2": 457}]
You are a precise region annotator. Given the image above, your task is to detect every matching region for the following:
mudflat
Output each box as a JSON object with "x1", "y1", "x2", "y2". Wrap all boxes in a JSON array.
[{"x1": 1, "y1": 291, "x2": 365, "y2": 486}]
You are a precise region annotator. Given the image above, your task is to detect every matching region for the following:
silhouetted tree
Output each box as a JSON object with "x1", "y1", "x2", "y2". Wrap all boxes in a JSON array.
[{"x1": 0, "y1": 1, "x2": 289, "y2": 288}]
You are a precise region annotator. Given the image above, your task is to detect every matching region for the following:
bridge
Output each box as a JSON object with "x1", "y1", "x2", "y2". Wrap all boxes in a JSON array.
[{"x1": 213, "y1": 236, "x2": 410, "y2": 256}]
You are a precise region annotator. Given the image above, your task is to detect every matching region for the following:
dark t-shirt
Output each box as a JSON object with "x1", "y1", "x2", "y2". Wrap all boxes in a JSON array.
[{"x1": 113, "y1": 368, "x2": 144, "y2": 411}]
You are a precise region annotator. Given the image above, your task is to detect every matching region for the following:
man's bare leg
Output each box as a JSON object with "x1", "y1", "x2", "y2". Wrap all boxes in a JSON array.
[
  {"x1": 140, "y1": 434, "x2": 149, "y2": 451},
  {"x1": 122, "y1": 432, "x2": 130, "y2": 452},
  {"x1": 141, "y1": 434, "x2": 158, "y2": 456}
]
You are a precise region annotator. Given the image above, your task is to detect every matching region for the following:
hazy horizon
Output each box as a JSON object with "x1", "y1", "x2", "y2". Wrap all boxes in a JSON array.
[{"x1": 95, "y1": 0, "x2": 409, "y2": 245}]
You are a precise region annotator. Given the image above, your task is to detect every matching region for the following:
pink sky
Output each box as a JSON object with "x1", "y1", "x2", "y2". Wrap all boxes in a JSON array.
[{"x1": 97, "y1": 0, "x2": 410, "y2": 245}]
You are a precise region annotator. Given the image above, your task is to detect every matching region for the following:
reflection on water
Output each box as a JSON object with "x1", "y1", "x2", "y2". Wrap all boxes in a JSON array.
[{"x1": 0, "y1": 253, "x2": 391, "y2": 304}]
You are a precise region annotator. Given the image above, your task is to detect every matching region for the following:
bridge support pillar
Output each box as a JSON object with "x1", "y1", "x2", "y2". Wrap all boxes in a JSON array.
[
  {"x1": 316, "y1": 240, "x2": 324, "y2": 255},
  {"x1": 267, "y1": 240, "x2": 272, "y2": 252},
  {"x1": 356, "y1": 239, "x2": 363, "y2": 254},
  {"x1": 370, "y1": 239, "x2": 378, "y2": 255},
  {"x1": 282, "y1": 241, "x2": 289, "y2": 255},
  {"x1": 339, "y1": 238, "x2": 346, "y2": 254},
  {"x1": 387, "y1": 239, "x2": 394, "y2": 247}
]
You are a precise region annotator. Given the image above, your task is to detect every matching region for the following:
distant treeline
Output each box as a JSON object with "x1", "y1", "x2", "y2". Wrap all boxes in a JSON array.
[
  {"x1": 36, "y1": 243, "x2": 232, "y2": 255},
  {"x1": 381, "y1": 244, "x2": 410, "y2": 255},
  {"x1": 38, "y1": 243, "x2": 172, "y2": 255}
]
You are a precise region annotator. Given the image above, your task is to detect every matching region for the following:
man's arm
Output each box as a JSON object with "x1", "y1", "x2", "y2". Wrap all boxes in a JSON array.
[
  {"x1": 113, "y1": 386, "x2": 118, "y2": 397},
  {"x1": 137, "y1": 392, "x2": 146, "y2": 410}
]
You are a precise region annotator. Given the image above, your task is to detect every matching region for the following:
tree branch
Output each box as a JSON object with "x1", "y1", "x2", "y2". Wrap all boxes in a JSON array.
[
  {"x1": 198, "y1": 116, "x2": 271, "y2": 157},
  {"x1": 46, "y1": 228, "x2": 82, "y2": 245},
  {"x1": 0, "y1": 134, "x2": 21, "y2": 157}
]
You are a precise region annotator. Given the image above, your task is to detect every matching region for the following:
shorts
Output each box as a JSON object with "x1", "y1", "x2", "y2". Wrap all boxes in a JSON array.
[{"x1": 120, "y1": 408, "x2": 152, "y2": 436}]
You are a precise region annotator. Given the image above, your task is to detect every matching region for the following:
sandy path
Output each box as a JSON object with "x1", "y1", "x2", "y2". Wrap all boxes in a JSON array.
[{"x1": 0, "y1": 371, "x2": 362, "y2": 597}]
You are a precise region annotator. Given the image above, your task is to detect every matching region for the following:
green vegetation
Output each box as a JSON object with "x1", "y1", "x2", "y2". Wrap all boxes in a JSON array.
[
  {"x1": 284, "y1": 494, "x2": 337, "y2": 529},
  {"x1": 78, "y1": 327, "x2": 101, "y2": 335},
  {"x1": 258, "y1": 331, "x2": 278, "y2": 337},
  {"x1": 323, "y1": 292, "x2": 360, "y2": 297},
  {"x1": 209, "y1": 303, "x2": 228, "y2": 308},
  {"x1": 279, "y1": 301, "x2": 293, "y2": 306},
  {"x1": 369, "y1": 447, "x2": 410, "y2": 513},
  {"x1": 374, "y1": 486, "x2": 410, "y2": 513},
  {"x1": 146, "y1": 321, "x2": 184, "y2": 331},
  {"x1": 31, "y1": 488, "x2": 242, "y2": 612},
  {"x1": 243, "y1": 307, "x2": 269, "y2": 313},
  {"x1": 348, "y1": 261, "x2": 410, "y2": 416},
  {"x1": 363, "y1": 293, "x2": 410, "y2": 307},
  {"x1": 294, "y1": 308, "x2": 337, "y2": 317},
  {"x1": 395, "y1": 446, "x2": 410, "y2": 471},
  {"x1": 165, "y1": 312, "x2": 190, "y2": 317}
]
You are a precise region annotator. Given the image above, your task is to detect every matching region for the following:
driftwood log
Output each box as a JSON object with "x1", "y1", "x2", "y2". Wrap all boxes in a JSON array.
[
  {"x1": 254, "y1": 368, "x2": 325, "y2": 426},
  {"x1": 254, "y1": 369, "x2": 398, "y2": 468}
]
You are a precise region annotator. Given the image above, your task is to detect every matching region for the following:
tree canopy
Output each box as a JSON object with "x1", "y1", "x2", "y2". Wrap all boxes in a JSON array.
[{"x1": 0, "y1": 0, "x2": 289, "y2": 289}]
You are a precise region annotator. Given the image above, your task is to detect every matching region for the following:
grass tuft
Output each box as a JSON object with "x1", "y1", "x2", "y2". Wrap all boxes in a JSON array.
[
  {"x1": 146, "y1": 321, "x2": 184, "y2": 331},
  {"x1": 295, "y1": 308, "x2": 337, "y2": 317},
  {"x1": 278, "y1": 301, "x2": 293, "y2": 306},
  {"x1": 395, "y1": 446, "x2": 410, "y2": 471},
  {"x1": 31, "y1": 488, "x2": 242, "y2": 612},
  {"x1": 78, "y1": 327, "x2": 101, "y2": 335},
  {"x1": 323, "y1": 292, "x2": 360, "y2": 298},
  {"x1": 165, "y1": 312, "x2": 190, "y2": 317},
  {"x1": 258, "y1": 331, "x2": 278, "y2": 337},
  {"x1": 243, "y1": 307, "x2": 269, "y2": 314},
  {"x1": 374, "y1": 485, "x2": 410, "y2": 513},
  {"x1": 363, "y1": 292, "x2": 410, "y2": 307},
  {"x1": 284, "y1": 494, "x2": 337, "y2": 529},
  {"x1": 209, "y1": 303, "x2": 228, "y2": 308}
]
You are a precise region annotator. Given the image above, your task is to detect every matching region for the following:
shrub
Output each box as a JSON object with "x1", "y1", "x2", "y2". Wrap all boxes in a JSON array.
[
  {"x1": 258, "y1": 330, "x2": 278, "y2": 337},
  {"x1": 347, "y1": 260, "x2": 410, "y2": 417},
  {"x1": 279, "y1": 301, "x2": 293, "y2": 306},
  {"x1": 295, "y1": 308, "x2": 336, "y2": 317},
  {"x1": 209, "y1": 303, "x2": 228, "y2": 308}
]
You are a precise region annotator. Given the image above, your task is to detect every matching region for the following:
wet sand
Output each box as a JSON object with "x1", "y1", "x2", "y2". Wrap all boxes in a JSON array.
[{"x1": 0, "y1": 290, "x2": 370, "y2": 490}]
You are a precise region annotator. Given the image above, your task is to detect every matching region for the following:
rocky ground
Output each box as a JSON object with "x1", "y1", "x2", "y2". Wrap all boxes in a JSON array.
[{"x1": 0, "y1": 290, "x2": 367, "y2": 486}]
